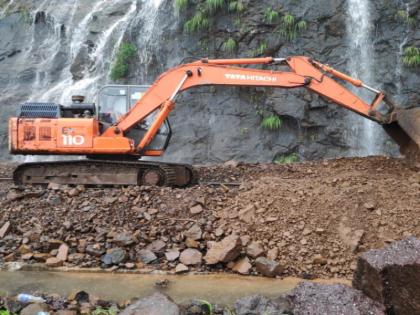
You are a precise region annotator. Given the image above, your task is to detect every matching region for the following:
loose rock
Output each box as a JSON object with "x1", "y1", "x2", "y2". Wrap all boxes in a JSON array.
[
  {"x1": 46, "y1": 257, "x2": 64, "y2": 267},
  {"x1": 101, "y1": 248, "x2": 127, "y2": 266},
  {"x1": 179, "y1": 249, "x2": 202, "y2": 266},
  {"x1": 57, "y1": 243, "x2": 69, "y2": 262},
  {"x1": 204, "y1": 235, "x2": 242, "y2": 264},
  {"x1": 119, "y1": 293, "x2": 180, "y2": 315},
  {"x1": 232, "y1": 257, "x2": 252, "y2": 275},
  {"x1": 184, "y1": 224, "x2": 202, "y2": 241},
  {"x1": 137, "y1": 249, "x2": 157, "y2": 264},
  {"x1": 175, "y1": 263, "x2": 189, "y2": 274},
  {"x1": 255, "y1": 257, "x2": 284, "y2": 277},
  {"x1": 246, "y1": 241, "x2": 265, "y2": 259},
  {"x1": 0, "y1": 221, "x2": 10, "y2": 238},
  {"x1": 190, "y1": 204, "x2": 203, "y2": 215},
  {"x1": 165, "y1": 250, "x2": 180, "y2": 262}
]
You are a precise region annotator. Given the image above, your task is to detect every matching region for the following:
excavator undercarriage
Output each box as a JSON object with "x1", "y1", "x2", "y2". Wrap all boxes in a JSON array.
[
  {"x1": 13, "y1": 160, "x2": 195, "y2": 187},
  {"x1": 8, "y1": 56, "x2": 420, "y2": 187}
]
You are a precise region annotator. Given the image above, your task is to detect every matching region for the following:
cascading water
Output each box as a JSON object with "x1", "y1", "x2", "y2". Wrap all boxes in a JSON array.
[{"x1": 345, "y1": 0, "x2": 387, "y2": 156}]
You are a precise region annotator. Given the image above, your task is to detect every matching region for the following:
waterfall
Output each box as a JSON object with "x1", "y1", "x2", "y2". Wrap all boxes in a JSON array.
[{"x1": 346, "y1": 0, "x2": 386, "y2": 156}]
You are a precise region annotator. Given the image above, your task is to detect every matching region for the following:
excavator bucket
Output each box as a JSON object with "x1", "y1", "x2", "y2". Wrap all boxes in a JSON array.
[{"x1": 383, "y1": 106, "x2": 420, "y2": 164}]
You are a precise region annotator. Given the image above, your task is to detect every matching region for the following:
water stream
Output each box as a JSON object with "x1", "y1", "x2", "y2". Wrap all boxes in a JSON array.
[
  {"x1": 0, "y1": 271, "x2": 349, "y2": 305},
  {"x1": 345, "y1": 0, "x2": 385, "y2": 156}
]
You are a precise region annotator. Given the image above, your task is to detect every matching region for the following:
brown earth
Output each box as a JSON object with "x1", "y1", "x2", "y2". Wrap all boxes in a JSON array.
[{"x1": 0, "y1": 157, "x2": 418, "y2": 279}]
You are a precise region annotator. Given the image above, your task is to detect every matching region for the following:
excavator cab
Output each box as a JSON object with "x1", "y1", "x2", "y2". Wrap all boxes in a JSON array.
[
  {"x1": 97, "y1": 85, "x2": 172, "y2": 153},
  {"x1": 97, "y1": 85, "x2": 148, "y2": 124}
]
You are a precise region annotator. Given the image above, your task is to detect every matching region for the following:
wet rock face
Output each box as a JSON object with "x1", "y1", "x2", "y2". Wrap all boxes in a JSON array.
[
  {"x1": 119, "y1": 292, "x2": 180, "y2": 315},
  {"x1": 0, "y1": 0, "x2": 418, "y2": 161},
  {"x1": 353, "y1": 237, "x2": 420, "y2": 315},
  {"x1": 287, "y1": 282, "x2": 385, "y2": 315}
]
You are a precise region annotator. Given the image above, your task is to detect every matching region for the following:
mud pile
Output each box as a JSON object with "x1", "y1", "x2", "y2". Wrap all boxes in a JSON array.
[{"x1": 0, "y1": 157, "x2": 418, "y2": 278}]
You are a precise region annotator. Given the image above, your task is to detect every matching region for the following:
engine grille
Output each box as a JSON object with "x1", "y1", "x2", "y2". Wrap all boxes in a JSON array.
[{"x1": 18, "y1": 102, "x2": 61, "y2": 118}]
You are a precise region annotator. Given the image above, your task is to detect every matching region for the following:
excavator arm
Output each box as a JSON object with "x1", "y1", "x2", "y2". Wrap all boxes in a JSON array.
[{"x1": 108, "y1": 56, "x2": 405, "y2": 153}]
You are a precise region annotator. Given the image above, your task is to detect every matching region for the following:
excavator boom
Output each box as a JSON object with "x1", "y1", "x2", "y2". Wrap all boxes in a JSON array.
[{"x1": 9, "y1": 56, "x2": 419, "y2": 186}]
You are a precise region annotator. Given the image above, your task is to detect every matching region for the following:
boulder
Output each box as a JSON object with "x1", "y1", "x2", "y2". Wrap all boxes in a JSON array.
[
  {"x1": 255, "y1": 257, "x2": 284, "y2": 277},
  {"x1": 204, "y1": 235, "x2": 242, "y2": 264},
  {"x1": 353, "y1": 237, "x2": 420, "y2": 315},
  {"x1": 179, "y1": 249, "x2": 202, "y2": 266},
  {"x1": 287, "y1": 282, "x2": 385, "y2": 315},
  {"x1": 119, "y1": 293, "x2": 180, "y2": 315},
  {"x1": 234, "y1": 295, "x2": 291, "y2": 315}
]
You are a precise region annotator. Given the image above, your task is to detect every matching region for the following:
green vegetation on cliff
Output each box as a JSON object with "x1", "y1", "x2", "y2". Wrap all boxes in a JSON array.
[
  {"x1": 261, "y1": 114, "x2": 282, "y2": 131},
  {"x1": 395, "y1": 10, "x2": 417, "y2": 28},
  {"x1": 403, "y1": 47, "x2": 420, "y2": 67},
  {"x1": 110, "y1": 42, "x2": 137, "y2": 81},
  {"x1": 274, "y1": 153, "x2": 300, "y2": 164}
]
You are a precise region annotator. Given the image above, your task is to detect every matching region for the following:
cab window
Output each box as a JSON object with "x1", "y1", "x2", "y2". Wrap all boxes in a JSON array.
[
  {"x1": 129, "y1": 86, "x2": 148, "y2": 107},
  {"x1": 98, "y1": 87, "x2": 128, "y2": 124}
]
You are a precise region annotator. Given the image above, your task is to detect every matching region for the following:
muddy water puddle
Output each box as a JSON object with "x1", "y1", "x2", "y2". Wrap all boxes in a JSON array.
[{"x1": 0, "y1": 271, "x2": 350, "y2": 305}]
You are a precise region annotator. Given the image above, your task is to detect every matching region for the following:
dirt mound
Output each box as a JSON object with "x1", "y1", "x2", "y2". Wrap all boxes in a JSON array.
[{"x1": 0, "y1": 157, "x2": 418, "y2": 278}]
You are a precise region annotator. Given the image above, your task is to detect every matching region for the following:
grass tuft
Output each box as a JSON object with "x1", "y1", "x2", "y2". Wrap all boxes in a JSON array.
[
  {"x1": 274, "y1": 153, "x2": 299, "y2": 164},
  {"x1": 279, "y1": 13, "x2": 307, "y2": 41},
  {"x1": 402, "y1": 46, "x2": 420, "y2": 67},
  {"x1": 175, "y1": 0, "x2": 189, "y2": 11},
  {"x1": 196, "y1": 300, "x2": 214, "y2": 314},
  {"x1": 206, "y1": 0, "x2": 225, "y2": 13},
  {"x1": 228, "y1": 1, "x2": 244, "y2": 13},
  {"x1": 184, "y1": 11, "x2": 210, "y2": 33},
  {"x1": 261, "y1": 114, "x2": 282, "y2": 130},
  {"x1": 395, "y1": 10, "x2": 417, "y2": 28},
  {"x1": 264, "y1": 8, "x2": 279, "y2": 24},
  {"x1": 222, "y1": 37, "x2": 237, "y2": 53},
  {"x1": 91, "y1": 308, "x2": 117, "y2": 315},
  {"x1": 254, "y1": 41, "x2": 268, "y2": 56}
]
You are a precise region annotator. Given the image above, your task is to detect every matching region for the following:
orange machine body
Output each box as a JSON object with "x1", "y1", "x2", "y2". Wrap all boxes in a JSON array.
[
  {"x1": 9, "y1": 56, "x2": 396, "y2": 157},
  {"x1": 9, "y1": 117, "x2": 135, "y2": 155}
]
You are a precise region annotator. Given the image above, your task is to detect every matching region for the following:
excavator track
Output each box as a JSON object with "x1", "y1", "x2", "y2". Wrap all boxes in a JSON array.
[{"x1": 13, "y1": 160, "x2": 196, "y2": 187}]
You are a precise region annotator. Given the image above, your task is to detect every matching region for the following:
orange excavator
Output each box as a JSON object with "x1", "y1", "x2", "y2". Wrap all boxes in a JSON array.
[{"x1": 8, "y1": 56, "x2": 420, "y2": 186}]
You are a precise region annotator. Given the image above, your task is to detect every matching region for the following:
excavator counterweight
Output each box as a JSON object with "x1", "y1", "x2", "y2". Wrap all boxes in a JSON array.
[{"x1": 8, "y1": 56, "x2": 419, "y2": 187}]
